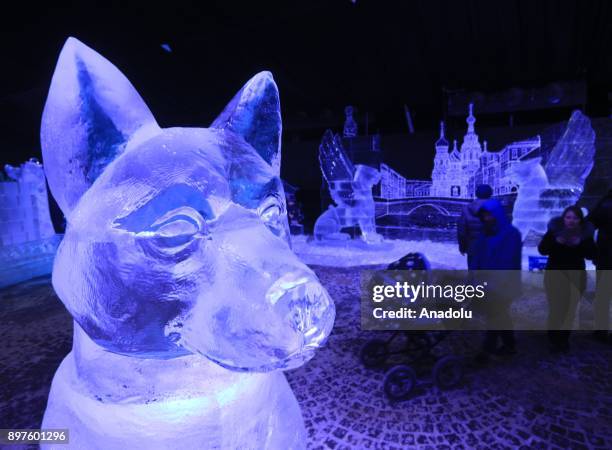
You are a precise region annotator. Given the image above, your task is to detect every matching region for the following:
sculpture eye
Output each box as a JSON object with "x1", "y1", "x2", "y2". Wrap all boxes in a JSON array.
[
  {"x1": 258, "y1": 195, "x2": 287, "y2": 239},
  {"x1": 139, "y1": 207, "x2": 208, "y2": 249},
  {"x1": 259, "y1": 195, "x2": 284, "y2": 223},
  {"x1": 150, "y1": 215, "x2": 202, "y2": 247},
  {"x1": 261, "y1": 204, "x2": 282, "y2": 222}
]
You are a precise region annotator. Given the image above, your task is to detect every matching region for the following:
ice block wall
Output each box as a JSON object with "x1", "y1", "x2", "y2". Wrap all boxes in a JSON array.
[{"x1": 0, "y1": 158, "x2": 60, "y2": 287}]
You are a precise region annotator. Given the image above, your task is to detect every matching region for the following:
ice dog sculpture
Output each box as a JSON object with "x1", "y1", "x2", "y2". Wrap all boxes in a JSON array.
[
  {"x1": 314, "y1": 131, "x2": 382, "y2": 243},
  {"x1": 40, "y1": 37, "x2": 335, "y2": 449}
]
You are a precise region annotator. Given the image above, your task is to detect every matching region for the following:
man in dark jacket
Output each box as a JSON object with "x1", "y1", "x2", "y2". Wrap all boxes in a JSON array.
[
  {"x1": 588, "y1": 189, "x2": 612, "y2": 340},
  {"x1": 458, "y1": 184, "x2": 493, "y2": 269},
  {"x1": 473, "y1": 198, "x2": 523, "y2": 359}
]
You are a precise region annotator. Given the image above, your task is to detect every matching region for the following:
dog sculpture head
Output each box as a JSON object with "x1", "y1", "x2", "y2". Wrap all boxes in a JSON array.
[{"x1": 41, "y1": 37, "x2": 335, "y2": 372}]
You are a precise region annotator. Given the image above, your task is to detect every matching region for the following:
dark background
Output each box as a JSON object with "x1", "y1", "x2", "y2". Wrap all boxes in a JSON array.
[{"x1": 1, "y1": 1, "x2": 611, "y2": 228}]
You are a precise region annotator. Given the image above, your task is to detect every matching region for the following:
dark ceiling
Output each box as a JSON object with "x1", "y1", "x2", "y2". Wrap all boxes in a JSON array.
[{"x1": 1, "y1": 0, "x2": 611, "y2": 164}]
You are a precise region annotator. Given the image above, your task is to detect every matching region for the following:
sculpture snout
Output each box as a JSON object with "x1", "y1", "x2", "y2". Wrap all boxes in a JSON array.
[{"x1": 265, "y1": 272, "x2": 335, "y2": 366}]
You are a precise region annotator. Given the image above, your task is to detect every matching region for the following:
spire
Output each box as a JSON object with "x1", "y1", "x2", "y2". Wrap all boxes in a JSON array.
[
  {"x1": 450, "y1": 139, "x2": 461, "y2": 161},
  {"x1": 483, "y1": 140, "x2": 488, "y2": 152},
  {"x1": 466, "y1": 103, "x2": 476, "y2": 134},
  {"x1": 461, "y1": 102, "x2": 481, "y2": 155},
  {"x1": 435, "y1": 120, "x2": 448, "y2": 147}
]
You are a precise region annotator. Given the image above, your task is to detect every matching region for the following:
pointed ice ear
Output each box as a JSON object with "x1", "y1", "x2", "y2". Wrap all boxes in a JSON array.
[
  {"x1": 41, "y1": 37, "x2": 160, "y2": 215},
  {"x1": 211, "y1": 71, "x2": 281, "y2": 174}
]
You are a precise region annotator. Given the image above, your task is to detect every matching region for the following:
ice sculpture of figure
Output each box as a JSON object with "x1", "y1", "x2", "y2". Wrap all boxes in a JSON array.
[
  {"x1": 507, "y1": 157, "x2": 550, "y2": 238},
  {"x1": 314, "y1": 131, "x2": 382, "y2": 243},
  {"x1": 40, "y1": 37, "x2": 335, "y2": 450},
  {"x1": 509, "y1": 110, "x2": 596, "y2": 238},
  {"x1": 343, "y1": 105, "x2": 358, "y2": 138}
]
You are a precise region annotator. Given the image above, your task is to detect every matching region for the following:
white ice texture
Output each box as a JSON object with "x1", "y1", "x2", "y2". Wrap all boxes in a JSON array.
[
  {"x1": 314, "y1": 131, "x2": 383, "y2": 243},
  {"x1": 40, "y1": 37, "x2": 334, "y2": 449},
  {"x1": 509, "y1": 110, "x2": 595, "y2": 238},
  {"x1": 507, "y1": 157, "x2": 551, "y2": 237},
  {"x1": 544, "y1": 110, "x2": 596, "y2": 190}
]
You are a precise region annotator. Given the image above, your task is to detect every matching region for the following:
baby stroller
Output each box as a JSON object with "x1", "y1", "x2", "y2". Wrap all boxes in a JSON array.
[{"x1": 360, "y1": 253, "x2": 465, "y2": 401}]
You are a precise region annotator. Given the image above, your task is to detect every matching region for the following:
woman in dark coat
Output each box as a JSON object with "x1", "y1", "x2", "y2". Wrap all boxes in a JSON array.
[{"x1": 538, "y1": 205, "x2": 596, "y2": 352}]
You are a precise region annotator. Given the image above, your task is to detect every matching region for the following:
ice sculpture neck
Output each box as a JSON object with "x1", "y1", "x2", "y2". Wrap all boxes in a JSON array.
[{"x1": 71, "y1": 322, "x2": 256, "y2": 398}]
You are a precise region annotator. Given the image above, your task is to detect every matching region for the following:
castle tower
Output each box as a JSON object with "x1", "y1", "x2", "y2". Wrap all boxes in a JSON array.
[
  {"x1": 431, "y1": 121, "x2": 449, "y2": 196},
  {"x1": 460, "y1": 103, "x2": 482, "y2": 164},
  {"x1": 460, "y1": 103, "x2": 483, "y2": 197},
  {"x1": 450, "y1": 139, "x2": 460, "y2": 161},
  {"x1": 435, "y1": 121, "x2": 449, "y2": 152}
]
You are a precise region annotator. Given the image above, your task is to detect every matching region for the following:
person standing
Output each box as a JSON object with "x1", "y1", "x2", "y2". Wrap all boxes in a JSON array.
[
  {"x1": 588, "y1": 189, "x2": 612, "y2": 342},
  {"x1": 473, "y1": 198, "x2": 522, "y2": 359},
  {"x1": 458, "y1": 184, "x2": 493, "y2": 269},
  {"x1": 538, "y1": 205, "x2": 596, "y2": 353}
]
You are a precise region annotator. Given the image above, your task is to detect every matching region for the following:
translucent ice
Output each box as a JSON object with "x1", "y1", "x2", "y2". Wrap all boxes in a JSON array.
[
  {"x1": 507, "y1": 157, "x2": 550, "y2": 237},
  {"x1": 40, "y1": 37, "x2": 334, "y2": 449},
  {"x1": 0, "y1": 158, "x2": 59, "y2": 287},
  {"x1": 544, "y1": 110, "x2": 596, "y2": 190},
  {"x1": 509, "y1": 110, "x2": 596, "y2": 238},
  {"x1": 2, "y1": 158, "x2": 55, "y2": 245},
  {"x1": 314, "y1": 131, "x2": 382, "y2": 243}
]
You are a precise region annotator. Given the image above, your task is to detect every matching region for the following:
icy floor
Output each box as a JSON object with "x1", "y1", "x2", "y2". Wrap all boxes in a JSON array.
[{"x1": 292, "y1": 235, "x2": 562, "y2": 271}]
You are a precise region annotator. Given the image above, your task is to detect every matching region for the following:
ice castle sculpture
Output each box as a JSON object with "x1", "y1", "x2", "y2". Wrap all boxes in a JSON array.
[
  {"x1": 375, "y1": 104, "x2": 541, "y2": 240},
  {"x1": 40, "y1": 37, "x2": 335, "y2": 449},
  {"x1": 509, "y1": 110, "x2": 595, "y2": 238},
  {"x1": 0, "y1": 158, "x2": 60, "y2": 287},
  {"x1": 337, "y1": 103, "x2": 595, "y2": 241},
  {"x1": 314, "y1": 130, "x2": 382, "y2": 243}
]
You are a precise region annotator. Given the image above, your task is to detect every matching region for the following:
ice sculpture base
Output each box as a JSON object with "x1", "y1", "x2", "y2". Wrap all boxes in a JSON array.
[
  {"x1": 0, "y1": 235, "x2": 62, "y2": 288},
  {"x1": 293, "y1": 235, "x2": 464, "y2": 268},
  {"x1": 293, "y1": 236, "x2": 556, "y2": 271},
  {"x1": 42, "y1": 324, "x2": 306, "y2": 450}
]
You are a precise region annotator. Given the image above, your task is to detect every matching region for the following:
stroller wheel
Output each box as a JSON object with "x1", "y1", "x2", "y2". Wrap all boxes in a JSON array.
[
  {"x1": 384, "y1": 365, "x2": 416, "y2": 401},
  {"x1": 360, "y1": 339, "x2": 388, "y2": 367},
  {"x1": 432, "y1": 355, "x2": 464, "y2": 390}
]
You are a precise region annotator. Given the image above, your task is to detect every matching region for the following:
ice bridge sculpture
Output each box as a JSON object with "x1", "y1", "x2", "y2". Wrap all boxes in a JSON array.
[
  {"x1": 314, "y1": 130, "x2": 382, "y2": 243},
  {"x1": 40, "y1": 37, "x2": 334, "y2": 449},
  {"x1": 509, "y1": 110, "x2": 596, "y2": 238}
]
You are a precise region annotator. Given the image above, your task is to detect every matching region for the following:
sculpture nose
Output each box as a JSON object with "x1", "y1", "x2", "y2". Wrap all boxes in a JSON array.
[{"x1": 265, "y1": 272, "x2": 335, "y2": 349}]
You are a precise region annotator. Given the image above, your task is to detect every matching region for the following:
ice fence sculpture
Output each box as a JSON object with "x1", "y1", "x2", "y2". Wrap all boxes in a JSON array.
[
  {"x1": 40, "y1": 37, "x2": 335, "y2": 449},
  {"x1": 509, "y1": 110, "x2": 596, "y2": 238},
  {"x1": 314, "y1": 130, "x2": 383, "y2": 243}
]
